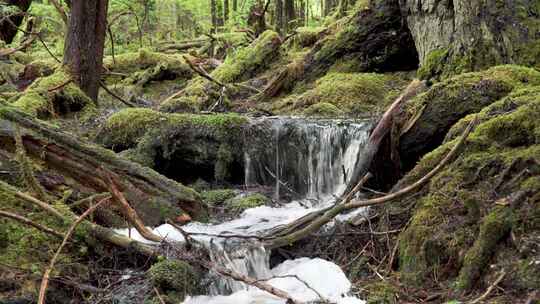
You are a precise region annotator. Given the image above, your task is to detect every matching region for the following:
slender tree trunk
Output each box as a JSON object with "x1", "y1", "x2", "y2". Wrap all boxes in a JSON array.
[
  {"x1": 275, "y1": 0, "x2": 284, "y2": 35},
  {"x1": 232, "y1": 0, "x2": 238, "y2": 13},
  {"x1": 284, "y1": 0, "x2": 296, "y2": 32},
  {"x1": 224, "y1": 0, "x2": 229, "y2": 23},
  {"x1": 216, "y1": 0, "x2": 224, "y2": 27},
  {"x1": 299, "y1": 0, "x2": 306, "y2": 26},
  {"x1": 63, "y1": 0, "x2": 109, "y2": 103},
  {"x1": 210, "y1": 0, "x2": 218, "y2": 33}
]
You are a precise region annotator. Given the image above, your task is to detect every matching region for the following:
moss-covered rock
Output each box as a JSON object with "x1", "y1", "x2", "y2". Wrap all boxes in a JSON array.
[
  {"x1": 225, "y1": 193, "x2": 270, "y2": 212},
  {"x1": 97, "y1": 108, "x2": 249, "y2": 184},
  {"x1": 148, "y1": 259, "x2": 200, "y2": 301},
  {"x1": 159, "y1": 31, "x2": 282, "y2": 113},
  {"x1": 399, "y1": 65, "x2": 540, "y2": 172},
  {"x1": 397, "y1": 78, "x2": 540, "y2": 293},
  {"x1": 9, "y1": 69, "x2": 94, "y2": 119},
  {"x1": 272, "y1": 72, "x2": 409, "y2": 116},
  {"x1": 201, "y1": 189, "x2": 237, "y2": 206},
  {"x1": 364, "y1": 281, "x2": 398, "y2": 304}
]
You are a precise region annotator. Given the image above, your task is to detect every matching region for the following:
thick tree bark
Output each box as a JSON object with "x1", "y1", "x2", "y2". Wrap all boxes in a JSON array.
[
  {"x1": 63, "y1": 0, "x2": 109, "y2": 102},
  {"x1": 0, "y1": 106, "x2": 205, "y2": 226},
  {"x1": 0, "y1": 0, "x2": 32, "y2": 44}
]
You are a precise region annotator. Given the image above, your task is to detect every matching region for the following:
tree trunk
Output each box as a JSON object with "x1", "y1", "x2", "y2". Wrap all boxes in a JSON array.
[
  {"x1": 299, "y1": 0, "x2": 306, "y2": 26},
  {"x1": 275, "y1": 0, "x2": 284, "y2": 35},
  {"x1": 210, "y1": 0, "x2": 218, "y2": 33},
  {"x1": 216, "y1": 0, "x2": 224, "y2": 27},
  {"x1": 223, "y1": 0, "x2": 229, "y2": 23},
  {"x1": 0, "y1": 0, "x2": 33, "y2": 44},
  {"x1": 284, "y1": 0, "x2": 295, "y2": 32},
  {"x1": 232, "y1": 0, "x2": 237, "y2": 12},
  {"x1": 63, "y1": 0, "x2": 109, "y2": 103}
]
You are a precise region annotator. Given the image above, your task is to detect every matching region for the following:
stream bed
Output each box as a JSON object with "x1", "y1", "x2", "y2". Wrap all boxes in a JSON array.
[{"x1": 118, "y1": 117, "x2": 372, "y2": 304}]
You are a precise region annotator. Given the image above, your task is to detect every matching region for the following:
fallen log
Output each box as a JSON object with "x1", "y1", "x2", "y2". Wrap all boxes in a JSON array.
[{"x1": 0, "y1": 105, "x2": 205, "y2": 225}]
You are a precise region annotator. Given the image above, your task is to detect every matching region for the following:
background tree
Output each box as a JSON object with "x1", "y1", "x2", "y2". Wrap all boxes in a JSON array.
[{"x1": 63, "y1": 0, "x2": 109, "y2": 102}]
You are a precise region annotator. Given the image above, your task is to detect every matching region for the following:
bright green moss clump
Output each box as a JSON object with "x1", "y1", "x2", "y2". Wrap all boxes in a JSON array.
[
  {"x1": 98, "y1": 108, "x2": 248, "y2": 150},
  {"x1": 160, "y1": 31, "x2": 281, "y2": 113},
  {"x1": 201, "y1": 189, "x2": 237, "y2": 206},
  {"x1": 10, "y1": 69, "x2": 94, "y2": 118},
  {"x1": 148, "y1": 259, "x2": 200, "y2": 301},
  {"x1": 273, "y1": 72, "x2": 408, "y2": 116},
  {"x1": 225, "y1": 193, "x2": 270, "y2": 212}
]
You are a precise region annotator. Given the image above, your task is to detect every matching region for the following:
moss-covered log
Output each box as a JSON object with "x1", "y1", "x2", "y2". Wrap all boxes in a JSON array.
[
  {"x1": 0, "y1": 105, "x2": 205, "y2": 225},
  {"x1": 96, "y1": 108, "x2": 249, "y2": 185}
]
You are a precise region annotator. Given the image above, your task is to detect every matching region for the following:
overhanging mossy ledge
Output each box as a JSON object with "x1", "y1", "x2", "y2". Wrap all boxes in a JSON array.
[{"x1": 97, "y1": 108, "x2": 249, "y2": 185}]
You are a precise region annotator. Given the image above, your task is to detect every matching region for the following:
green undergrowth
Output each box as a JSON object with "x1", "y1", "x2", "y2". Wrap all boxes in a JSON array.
[
  {"x1": 272, "y1": 72, "x2": 409, "y2": 117},
  {"x1": 225, "y1": 193, "x2": 270, "y2": 212},
  {"x1": 148, "y1": 259, "x2": 200, "y2": 302},
  {"x1": 159, "y1": 30, "x2": 282, "y2": 113},
  {"x1": 397, "y1": 77, "x2": 540, "y2": 295},
  {"x1": 9, "y1": 69, "x2": 94, "y2": 119}
]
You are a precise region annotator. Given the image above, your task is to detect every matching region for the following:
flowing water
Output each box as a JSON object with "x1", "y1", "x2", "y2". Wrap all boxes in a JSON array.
[{"x1": 119, "y1": 117, "x2": 372, "y2": 304}]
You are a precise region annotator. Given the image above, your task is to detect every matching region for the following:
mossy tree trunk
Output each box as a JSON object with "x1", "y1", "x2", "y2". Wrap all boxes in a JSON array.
[
  {"x1": 63, "y1": 0, "x2": 109, "y2": 102},
  {"x1": 223, "y1": 0, "x2": 229, "y2": 22},
  {"x1": 210, "y1": 0, "x2": 218, "y2": 33},
  {"x1": 0, "y1": 0, "x2": 33, "y2": 44}
]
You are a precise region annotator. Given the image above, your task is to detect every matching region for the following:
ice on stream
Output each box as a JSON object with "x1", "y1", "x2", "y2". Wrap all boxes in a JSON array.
[{"x1": 117, "y1": 118, "x2": 372, "y2": 303}]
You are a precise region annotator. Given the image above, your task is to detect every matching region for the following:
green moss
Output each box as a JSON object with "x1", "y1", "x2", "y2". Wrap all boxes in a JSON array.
[
  {"x1": 104, "y1": 48, "x2": 190, "y2": 74},
  {"x1": 398, "y1": 76, "x2": 540, "y2": 288},
  {"x1": 148, "y1": 259, "x2": 200, "y2": 300},
  {"x1": 201, "y1": 189, "x2": 237, "y2": 206},
  {"x1": 456, "y1": 206, "x2": 514, "y2": 291},
  {"x1": 303, "y1": 102, "x2": 344, "y2": 117},
  {"x1": 273, "y1": 72, "x2": 408, "y2": 116},
  {"x1": 159, "y1": 31, "x2": 281, "y2": 113},
  {"x1": 225, "y1": 193, "x2": 269, "y2": 212},
  {"x1": 364, "y1": 281, "x2": 398, "y2": 304},
  {"x1": 417, "y1": 48, "x2": 449, "y2": 80},
  {"x1": 211, "y1": 30, "x2": 281, "y2": 83},
  {"x1": 98, "y1": 108, "x2": 248, "y2": 150},
  {"x1": 289, "y1": 27, "x2": 327, "y2": 49},
  {"x1": 10, "y1": 69, "x2": 94, "y2": 118}
]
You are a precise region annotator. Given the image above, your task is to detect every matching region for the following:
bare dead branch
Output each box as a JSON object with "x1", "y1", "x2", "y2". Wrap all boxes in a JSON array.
[
  {"x1": 0, "y1": 210, "x2": 63, "y2": 238},
  {"x1": 0, "y1": 34, "x2": 37, "y2": 57},
  {"x1": 38, "y1": 196, "x2": 110, "y2": 304},
  {"x1": 103, "y1": 170, "x2": 163, "y2": 242},
  {"x1": 99, "y1": 81, "x2": 136, "y2": 107}
]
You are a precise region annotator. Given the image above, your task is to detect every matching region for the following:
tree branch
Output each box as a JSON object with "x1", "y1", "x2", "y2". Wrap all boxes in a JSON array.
[{"x1": 0, "y1": 210, "x2": 63, "y2": 238}]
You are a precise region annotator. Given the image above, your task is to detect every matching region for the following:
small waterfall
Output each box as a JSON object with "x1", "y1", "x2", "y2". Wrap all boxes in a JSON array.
[
  {"x1": 119, "y1": 116, "x2": 372, "y2": 303},
  {"x1": 244, "y1": 117, "x2": 371, "y2": 201}
]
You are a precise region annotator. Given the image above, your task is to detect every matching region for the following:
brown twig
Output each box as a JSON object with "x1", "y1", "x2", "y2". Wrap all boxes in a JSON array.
[
  {"x1": 103, "y1": 170, "x2": 162, "y2": 242},
  {"x1": 48, "y1": 0, "x2": 68, "y2": 25},
  {"x1": 153, "y1": 286, "x2": 166, "y2": 304},
  {"x1": 0, "y1": 181, "x2": 63, "y2": 219},
  {"x1": 47, "y1": 79, "x2": 73, "y2": 92},
  {"x1": 468, "y1": 270, "x2": 506, "y2": 304},
  {"x1": 0, "y1": 210, "x2": 63, "y2": 238},
  {"x1": 0, "y1": 34, "x2": 37, "y2": 57},
  {"x1": 38, "y1": 197, "x2": 110, "y2": 304},
  {"x1": 99, "y1": 82, "x2": 136, "y2": 107}
]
